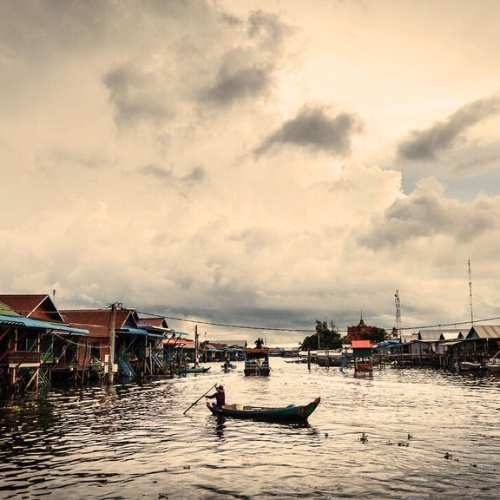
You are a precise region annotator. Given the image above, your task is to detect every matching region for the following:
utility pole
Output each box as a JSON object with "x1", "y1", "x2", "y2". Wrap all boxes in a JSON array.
[
  {"x1": 468, "y1": 258, "x2": 474, "y2": 326},
  {"x1": 108, "y1": 303, "x2": 117, "y2": 384},
  {"x1": 194, "y1": 324, "x2": 199, "y2": 366}
]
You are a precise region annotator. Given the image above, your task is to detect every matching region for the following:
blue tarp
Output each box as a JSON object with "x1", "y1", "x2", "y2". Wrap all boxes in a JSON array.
[
  {"x1": 0, "y1": 314, "x2": 89, "y2": 335},
  {"x1": 118, "y1": 327, "x2": 164, "y2": 339}
]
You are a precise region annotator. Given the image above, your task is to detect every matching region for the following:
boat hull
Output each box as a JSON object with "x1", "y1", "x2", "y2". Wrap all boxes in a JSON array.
[
  {"x1": 207, "y1": 397, "x2": 320, "y2": 422},
  {"x1": 244, "y1": 367, "x2": 270, "y2": 376},
  {"x1": 181, "y1": 367, "x2": 210, "y2": 374}
]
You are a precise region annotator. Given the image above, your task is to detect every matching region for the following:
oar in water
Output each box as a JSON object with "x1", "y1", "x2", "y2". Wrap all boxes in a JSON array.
[{"x1": 183, "y1": 383, "x2": 217, "y2": 415}]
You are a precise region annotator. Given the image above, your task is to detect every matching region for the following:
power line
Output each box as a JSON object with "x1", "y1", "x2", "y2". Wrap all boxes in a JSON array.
[
  {"x1": 136, "y1": 309, "x2": 500, "y2": 334},
  {"x1": 136, "y1": 311, "x2": 316, "y2": 333}
]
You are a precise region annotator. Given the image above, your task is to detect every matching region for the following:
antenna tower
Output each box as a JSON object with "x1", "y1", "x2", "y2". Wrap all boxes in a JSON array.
[
  {"x1": 394, "y1": 289, "x2": 401, "y2": 338},
  {"x1": 468, "y1": 258, "x2": 474, "y2": 325}
]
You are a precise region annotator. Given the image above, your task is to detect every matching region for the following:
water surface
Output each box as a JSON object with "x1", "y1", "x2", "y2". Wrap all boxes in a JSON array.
[{"x1": 0, "y1": 360, "x2": 499, "y2": 499}]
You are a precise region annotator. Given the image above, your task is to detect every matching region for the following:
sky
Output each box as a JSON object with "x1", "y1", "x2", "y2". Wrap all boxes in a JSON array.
[{"x1": 1, "y1": 0, "x2": 500, "y2": 344}]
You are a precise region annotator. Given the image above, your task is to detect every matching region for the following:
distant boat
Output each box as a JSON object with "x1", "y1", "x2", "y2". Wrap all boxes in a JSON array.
[
  {"x1": 244, "y1": 348, "x2": 270, "y2": 376},
  {"x1": 459, "y1": 361, "x2": 481, "y2": 372},
  {"x1": 485, "y1": 350, "x2": 500, "y2": 373},
  {"x1": 207, "y1": 397, "x2": 320, "y2": 423},
  {"x1": 181, "y1": 366, "x2": 210, "y2": 374}
]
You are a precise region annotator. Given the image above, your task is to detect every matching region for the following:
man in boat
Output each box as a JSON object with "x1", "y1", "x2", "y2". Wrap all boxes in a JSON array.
[{"x1": 206, "y1": 385, "x2": 225, "y2": 408}]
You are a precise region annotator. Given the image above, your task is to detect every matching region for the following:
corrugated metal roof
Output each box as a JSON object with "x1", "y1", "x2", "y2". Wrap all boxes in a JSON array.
[
  {"x1": 418, "y1": 330, "x2": 444, "y2": 341},
  {"x1": 162, "y1": 338, "x2": 194, "y2": 347},
  {"x1": 440, "y1": 331, "x2": 464, "y2": 340},
  {"x1": 61, "y1": 309, "x2": 133, "y2": 337},
  {"x1": 0, "y1": 294, "x2": 64, "y2": 322},
  {"x1": 0, "y1": 300, "x2": 19, "y2": 317},
  {"x1": 118, "y1": 327, "x2": 164, "y2": 338},
  {"x1": 0, "y1": 294, "x2": 47, "y2": 316},
  {"x1": 467, "y1": 325, "x2": 500, "y2": 339},
  {"x1": 210, "y1": 340, "x2": 247, "y2": 348},
  {"x1": 0, "y1": 314, "x2": 88, "y2": 335},
  {"x1": 138, "y1": 317, "x2": 169, "y2": 329}
]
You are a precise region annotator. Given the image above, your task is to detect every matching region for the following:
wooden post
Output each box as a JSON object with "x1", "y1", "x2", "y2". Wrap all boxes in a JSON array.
[
  {"x1": 108, "y1": 303, "x2": 117, "y2": 384},
  {"x1": 307, "y1": 349, "x2": 311, "y2": 370},
  {"x1": 194, "y1": 325, "x2": 199, "y2": 367},
  {"x1": 149, "y1": 338, "x2": 153, "y2": 375},
  {"x1": 35, "y1": 332, "x2": 40, "y2": 394}
]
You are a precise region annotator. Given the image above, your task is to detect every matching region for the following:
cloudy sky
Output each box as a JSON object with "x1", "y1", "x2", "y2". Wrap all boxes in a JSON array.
[{"x1": 1, "y1": 0, "x2": 500, "y2": 343}]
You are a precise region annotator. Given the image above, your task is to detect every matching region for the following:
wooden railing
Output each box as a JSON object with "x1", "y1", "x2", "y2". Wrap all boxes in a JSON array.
[{"x1": 7, "y1": 351, "x2": 41, "y2": 364}]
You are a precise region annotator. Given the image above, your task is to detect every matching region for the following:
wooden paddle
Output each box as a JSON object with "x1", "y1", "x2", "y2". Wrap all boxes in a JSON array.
[{"x1": 183, "y1": 383, "x2": 217, "y2": 415}]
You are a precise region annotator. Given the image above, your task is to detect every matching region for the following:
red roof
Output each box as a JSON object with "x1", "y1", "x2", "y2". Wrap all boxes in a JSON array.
[
  {"x1": 351, "y1": 340, "x2": 374, "y2": 348},
  {"x1": 0, "y1": 294, "x2": 64, "y2": 322},
  {"x1": 162, "y1": 337, "x2": 194, "y2": 347},
  {"x1": 138, "y1": 317, "x2": 168, "y2": 328},
  {"x1": 60, "y1": 309, "x2": 134, "y2": 338}
]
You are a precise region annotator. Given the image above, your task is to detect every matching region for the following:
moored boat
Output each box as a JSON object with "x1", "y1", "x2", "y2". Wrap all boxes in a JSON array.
[
  {"x1": 207, "y1": 397, "x2": 320, "y2": 422},
  {"x1": 181, "y1": 366, "x2": 210, "y2": 374},
  {"x1": 459, "y1": 361, "x2": 481, "y2": 372}
]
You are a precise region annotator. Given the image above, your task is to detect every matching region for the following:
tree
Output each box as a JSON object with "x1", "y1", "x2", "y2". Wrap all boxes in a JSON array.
[
  {"x1": 301, "y1": 321, "x2": 342, "y2": 350},
  {"x1": 255, "y1": 337, "x2": 264, "y2": 349}
]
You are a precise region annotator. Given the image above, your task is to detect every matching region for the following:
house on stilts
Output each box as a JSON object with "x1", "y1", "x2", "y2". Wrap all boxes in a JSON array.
[{"x1": 0, "y1": 294, "x2": 89, "y2": 398}]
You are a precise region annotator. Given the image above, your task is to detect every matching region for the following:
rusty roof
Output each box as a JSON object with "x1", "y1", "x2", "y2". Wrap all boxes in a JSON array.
[
  {"x1": 0, "y1": 294, "x2": 64, "y2": 322},
  {"x1": 60, "y1": 309, "x2": 135, "y2": 338},
  {"x1": 162, "y1": 337, "x2": 194, "y2": 347},
  {"x1": 138, "y1": 317, "x2": 169, "y2": 328},
  {"x1": 0, "y1": 299, "x2": 18, "y2": 317}
]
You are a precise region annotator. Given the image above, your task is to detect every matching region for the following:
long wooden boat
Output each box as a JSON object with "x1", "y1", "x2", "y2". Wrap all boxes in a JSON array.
[
  {"x1": 207, "y1": 397, "x2": 320, "y2": 422},
  {"x1": 459, "y1": 361, "x2": 481, "y2": 372},
  {"x1": 181, "y1": 366, "x2": 210, "y2": 374}
]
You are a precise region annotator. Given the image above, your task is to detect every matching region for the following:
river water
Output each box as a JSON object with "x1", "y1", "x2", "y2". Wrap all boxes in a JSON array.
[{"x1": 0, "y1": 360, "x2": 498, "y2": 499}]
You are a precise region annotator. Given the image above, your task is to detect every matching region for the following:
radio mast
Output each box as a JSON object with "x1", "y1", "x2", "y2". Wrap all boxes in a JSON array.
[
  {"x1": 468, "y1": 258, "x2": 474, "y2": 325},
  {"x1": 394, "y1": 289, "x2": 401, "y2": 339}
]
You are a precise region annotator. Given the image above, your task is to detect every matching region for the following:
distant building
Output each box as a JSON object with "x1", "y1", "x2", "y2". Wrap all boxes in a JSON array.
[{"x1": 344, "y1": 315, "x2": 386, "y2": 344}]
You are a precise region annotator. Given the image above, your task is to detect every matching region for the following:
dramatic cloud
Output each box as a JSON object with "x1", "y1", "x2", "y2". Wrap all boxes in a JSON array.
[
  {"x1": 103, "y1": 64, "x2": 172, "y2": 127},
  {"x1": 200, "y1": 49, "x2": 272, "y2": 106},
  {"x1": 3, "y1": 0, "x2": 500, "y2": 339},
  {"x1": 255, "y1": 106, "x2": 362, "y2": 157},
  {"x1": 199, "y1": 10, "x2": 290, "y2": 107},
  {"x1": 247, "y1": 10, "x2": 290, "y2": 50},
  {"x1": 360, "y1": 179, "x2": 499, "y2": 248},
  {"x1": 398, "y1": 96, "x2": 500, "y2": 160}
]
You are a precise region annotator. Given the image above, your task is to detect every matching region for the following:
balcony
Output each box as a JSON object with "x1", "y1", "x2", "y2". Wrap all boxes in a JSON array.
[{"x1": 7, "y1": 351, "x2": 41, "y2": 366}]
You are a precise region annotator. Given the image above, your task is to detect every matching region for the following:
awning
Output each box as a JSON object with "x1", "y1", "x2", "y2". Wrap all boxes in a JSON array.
[
  {"x1": 118, "y1": 327, "x2": 164, "y2": 339},
  {"x1": 0, "y1": 314, "x2": 89, "y2": 335}
]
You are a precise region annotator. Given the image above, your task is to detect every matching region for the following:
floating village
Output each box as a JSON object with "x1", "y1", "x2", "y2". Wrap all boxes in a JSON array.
[{"x1": 0, "y1": 292, "x2": 499, "y2": 406}]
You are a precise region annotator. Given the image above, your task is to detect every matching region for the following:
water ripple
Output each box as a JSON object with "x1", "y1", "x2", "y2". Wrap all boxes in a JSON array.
[{"x1": 0, "y1": 361, "x2": 498, "y2": 499}]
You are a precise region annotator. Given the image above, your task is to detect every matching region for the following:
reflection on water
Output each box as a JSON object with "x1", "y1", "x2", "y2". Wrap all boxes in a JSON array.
[{"x1": 0, "y1": 360, "x2": 499, "y2": 499}]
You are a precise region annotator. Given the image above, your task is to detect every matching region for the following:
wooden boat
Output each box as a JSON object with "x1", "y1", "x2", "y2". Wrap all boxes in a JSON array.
[
  {"x1": 485, "y1": 351, "x2": 500, "y2": 373},
  {"x1": 207, "y1": 397, "x2": 320, "y2": 422},
  {"x1": 485, "y1": 362, "x2": 500, "y2": 373},
  {"x1": 244, "y1": 348, "x2": 270, "y2": 376},
  {"x1": 459, "y1": 361, "x2": 481, "y2": 372},
  {"x1": 181, "y1": 366, "x2": 210, "y2": 374}
]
